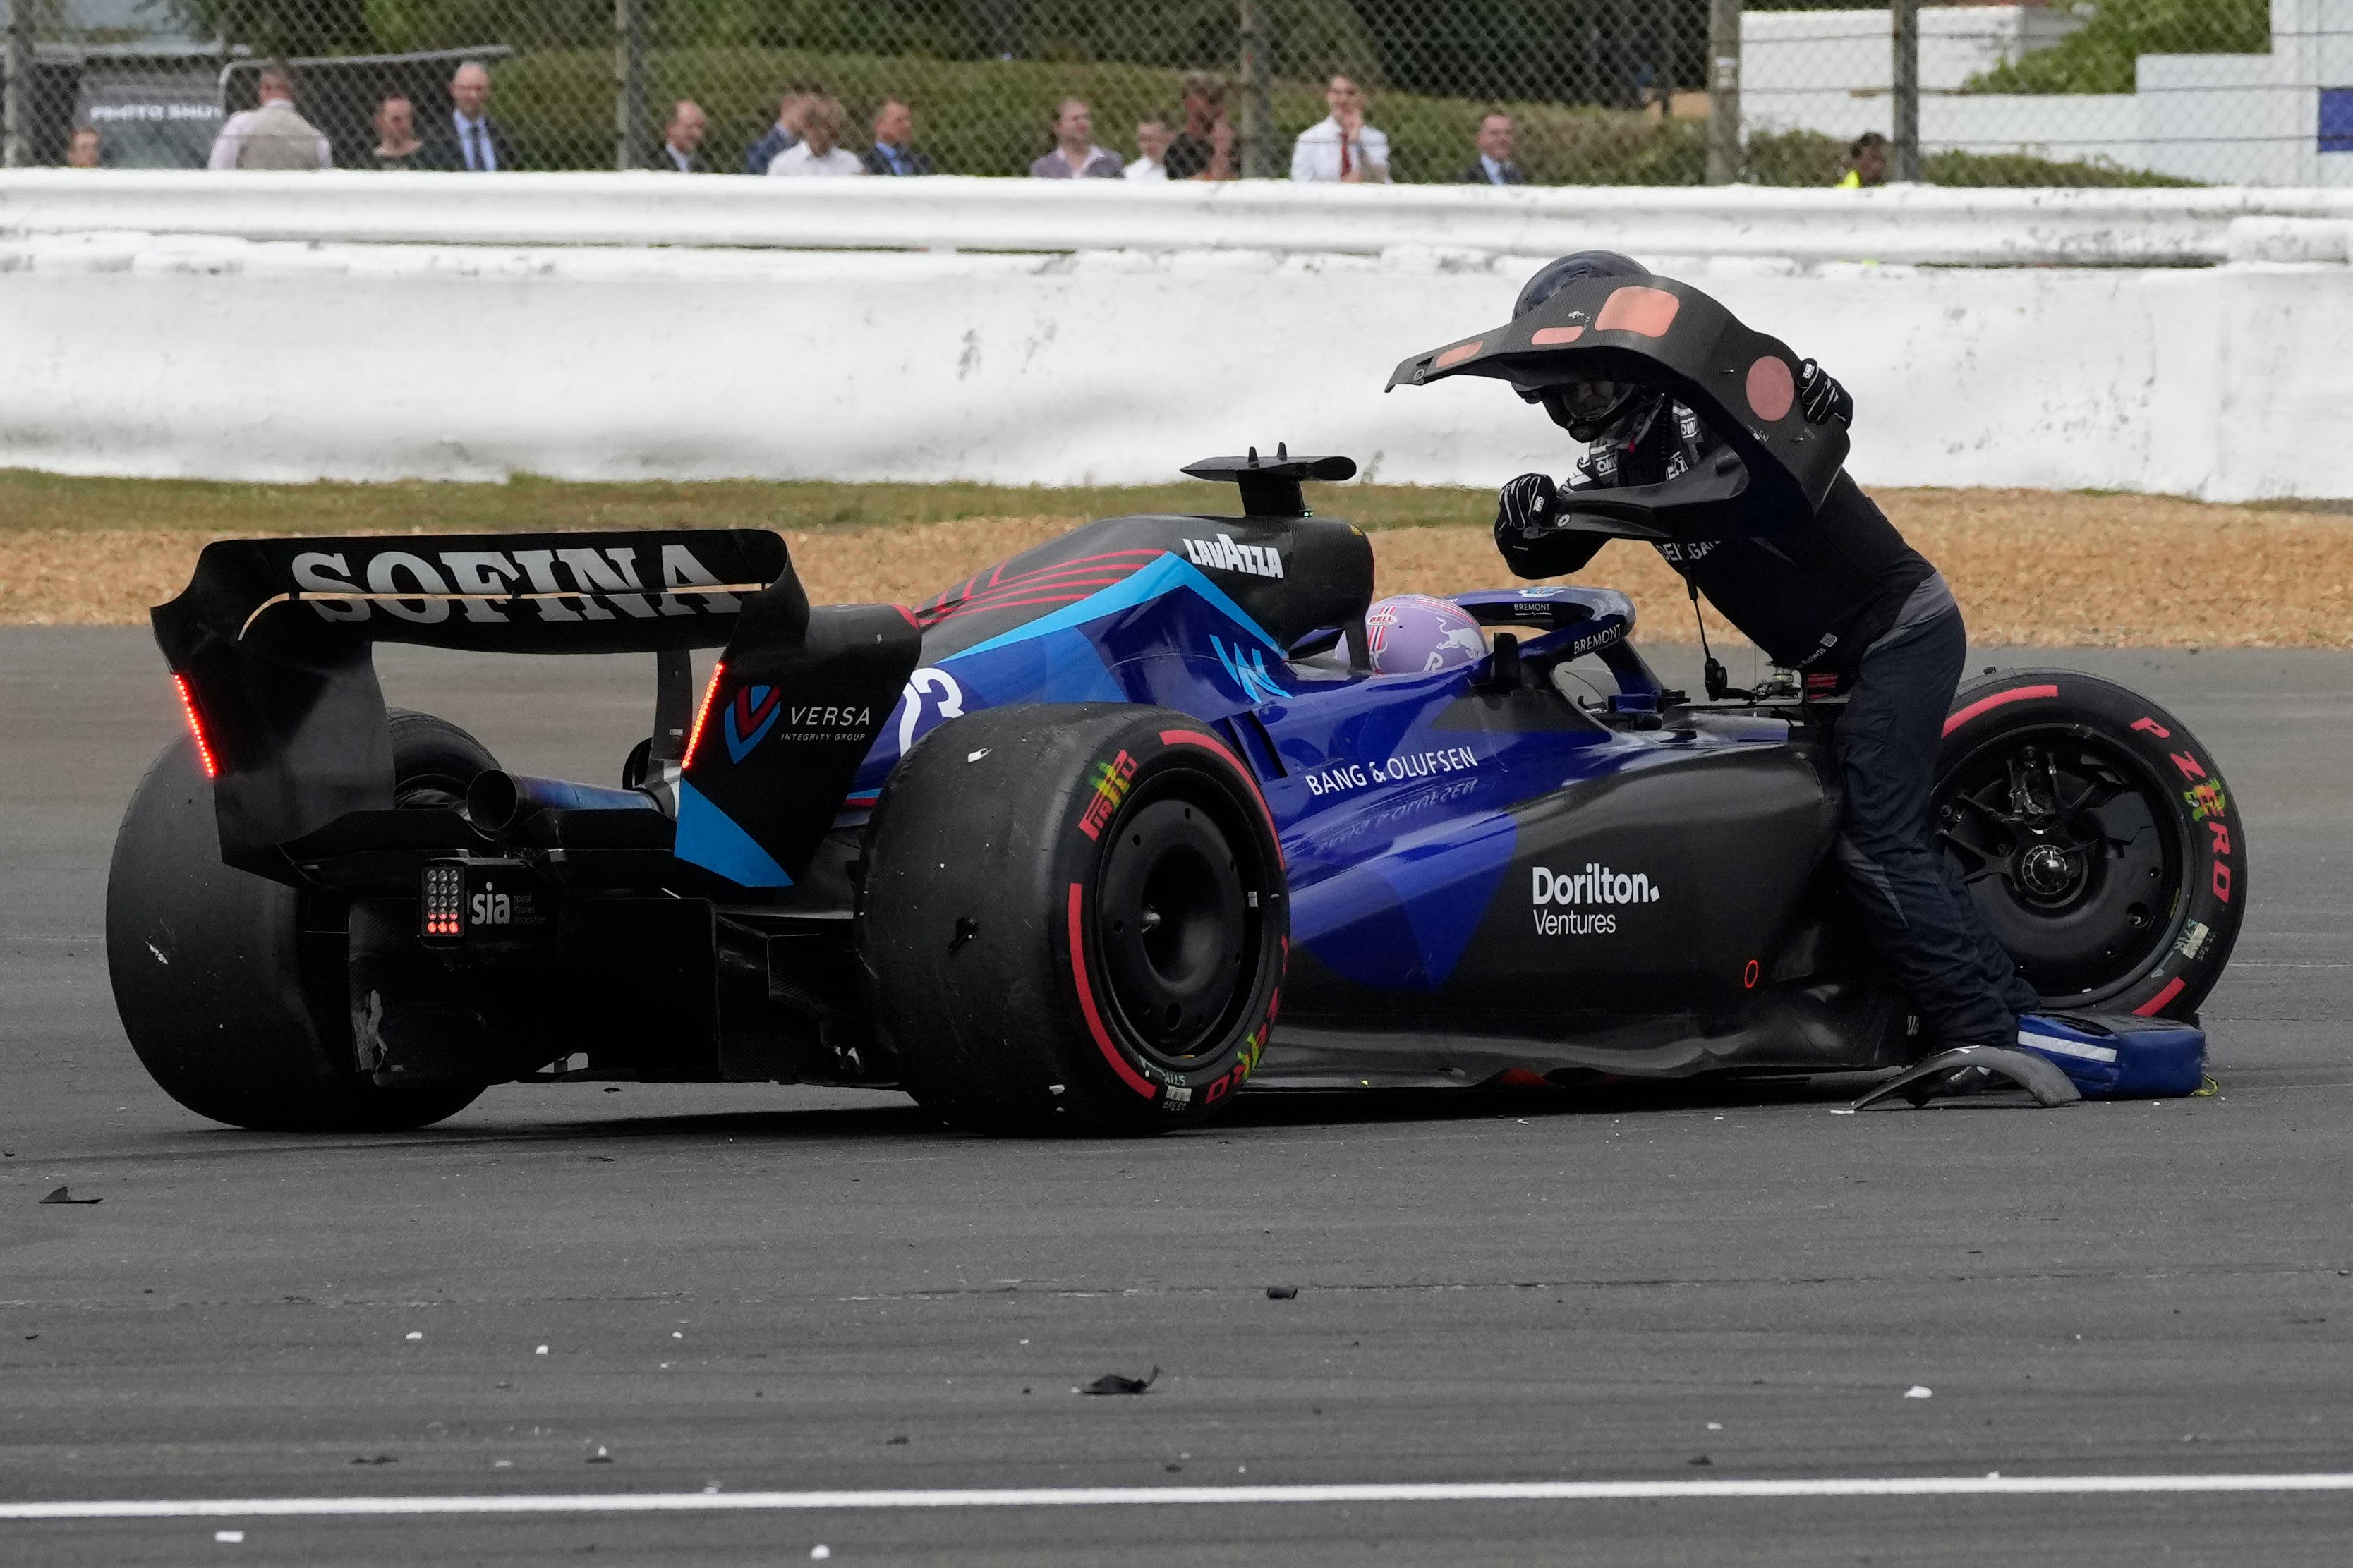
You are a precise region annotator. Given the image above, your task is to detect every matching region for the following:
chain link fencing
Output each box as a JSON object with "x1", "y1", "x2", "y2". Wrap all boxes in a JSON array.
[{"x1": 0, "y1": 0, "x2": 2330, "y2": 187}]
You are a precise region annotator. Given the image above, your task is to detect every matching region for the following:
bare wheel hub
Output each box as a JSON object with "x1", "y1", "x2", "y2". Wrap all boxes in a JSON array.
[{"x1": 2018, "y1": 841, "x2": 2079, "y2": 899}]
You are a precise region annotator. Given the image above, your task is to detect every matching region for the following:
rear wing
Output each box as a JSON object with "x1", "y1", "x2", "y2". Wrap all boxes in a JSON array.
[
  {"x1": 154, "y1": 530, "x2": 919, "y2": 885},
  {"x1": 153, "y1": 530, "x2": 782, "y2": 660}
]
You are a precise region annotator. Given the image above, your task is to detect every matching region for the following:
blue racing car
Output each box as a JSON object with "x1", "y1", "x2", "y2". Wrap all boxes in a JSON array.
[{"x1": 108, "y1": 276, "x2": 2242, "y2": 1134}]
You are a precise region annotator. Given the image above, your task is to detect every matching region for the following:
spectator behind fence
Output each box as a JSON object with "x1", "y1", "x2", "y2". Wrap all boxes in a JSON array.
[
  {"x1": 1126, "y1": 118, "x2": 1173, "y2": 181},
  {"x1": 1032, "y1": 98, "x2": 1122, "y2": 179},
  {"x1": 65, "y1": 126, "x2": 101, "y2": 168},
  {"x1": 373, "y1": 95, "x2": 421, "y2": 169},
  {"x1": 1839, "y1": 132, "x2": 1890, "y2": 188},
  {"x1": 1457, "y1": 111, "x2": 1525, "y2": 185},
  {"x1": 1292, "y1": 74, "x2": 1389, "y2": 183},
  {"x1": 863, "y1": 99, "x2": 934, "y2": 176},
  {"x1": 768, "y1": 97, "x2": 862, "y2": 176},
  {"x1": 651, "y1": 100, "x2": 707, "y2": 172},
  {"x1": 207, "y1": 62, "x2": 330, "y2": 171},
  {"x1": 1166, "y1": 73, "x2": 1233, "y2": 180},
  {"x1": 744, "y1": 81, "x2": 821, "y2": 176},
  {"x1": 421, "y1": 61, "x2": 514, "y2": 171}
]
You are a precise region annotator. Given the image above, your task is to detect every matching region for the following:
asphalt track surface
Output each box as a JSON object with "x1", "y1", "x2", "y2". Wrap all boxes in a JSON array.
[{"x1": 5, "y1": 628, "x2": 2352, "y2": 1567}]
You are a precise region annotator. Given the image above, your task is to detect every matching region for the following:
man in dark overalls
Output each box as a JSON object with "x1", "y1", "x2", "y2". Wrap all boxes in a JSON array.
[{"x1": 1492, "y1": 250, "x2": 2040, "y2": 1052}]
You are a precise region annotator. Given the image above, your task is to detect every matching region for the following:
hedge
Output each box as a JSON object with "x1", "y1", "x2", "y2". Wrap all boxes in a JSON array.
[{"x1": 490, "y1": 45, "x2": 2194, "y2": 186}]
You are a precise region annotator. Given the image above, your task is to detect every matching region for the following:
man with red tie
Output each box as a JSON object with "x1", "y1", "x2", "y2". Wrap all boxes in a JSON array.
[{"x1": 1290, "y1": 75, "x2": 1390, "y2": 183}]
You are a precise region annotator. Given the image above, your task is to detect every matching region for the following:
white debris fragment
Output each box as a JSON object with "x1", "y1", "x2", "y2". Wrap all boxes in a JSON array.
[
  {"x1": 147, "y1": 942, "x2": 170, "y2": 966},
  {"x1": 536, "y1": 1344, "x2": 549, "y2": 1355},
  {"x1": 214, "y1": 1531, "x2": 243, "y2": 1543},
  {"x1": 967, "y1": 748, "x2": 990, "y2": 762},
  {"x1": 1904, "y1": 1385, "x2": 1933, "y2": 1399},
  {"x1": 672, "y1": 1331, "x2": 684, "y2": 1339},
  {"x1": 405, "y1": 1332, "x2": 423, "y2": 1341},
  {"x1": 1707, "y1": 1422, "x2": 1722, "y2": 1431},
  {"x1": 811, "y1": 1548, "x2": 832, "y2": 1561}
]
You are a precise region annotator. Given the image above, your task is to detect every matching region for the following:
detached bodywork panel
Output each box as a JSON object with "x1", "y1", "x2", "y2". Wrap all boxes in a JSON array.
[{"x1": 1387, "y1": 273, "x2": 1849, "y2": 541}]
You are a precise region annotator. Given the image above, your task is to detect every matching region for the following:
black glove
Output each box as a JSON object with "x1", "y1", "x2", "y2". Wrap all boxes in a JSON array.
[
  {"x1": 1496, "y1": 471, "x2": 1559, "y2": 540},
  {"x1": 1798, "y1": 359, "x2": 1853, "y2": 427}
]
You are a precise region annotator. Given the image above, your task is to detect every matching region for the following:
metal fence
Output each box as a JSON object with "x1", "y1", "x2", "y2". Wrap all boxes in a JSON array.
[{"x1": 0, "y1": 0, "x2": 2328, "y2": 188}]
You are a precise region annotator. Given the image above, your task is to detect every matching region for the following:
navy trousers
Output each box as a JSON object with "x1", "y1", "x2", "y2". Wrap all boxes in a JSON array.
[{"x1": 1831, "y1": 608, "x2": 2040, "y2": 1047}]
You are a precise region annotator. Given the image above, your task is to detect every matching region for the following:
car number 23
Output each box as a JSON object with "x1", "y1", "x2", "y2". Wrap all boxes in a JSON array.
[{"x1": 895, "y1": 667, "x2": 966, "y2": 753}]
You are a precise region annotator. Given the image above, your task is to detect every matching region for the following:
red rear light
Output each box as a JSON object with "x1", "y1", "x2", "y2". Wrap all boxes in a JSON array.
[
  {"x1": 171, "y1": 673, "x2": 218, "y2": 778},
  {"x1": 420, "y1": 863, "x2": 464, "y2": 940},
  {"x1": 683, "y1": 660, "x2": 725, "y2": 769}
]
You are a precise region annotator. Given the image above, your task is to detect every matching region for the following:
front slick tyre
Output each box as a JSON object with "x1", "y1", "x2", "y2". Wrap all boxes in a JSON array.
[
  {"x1": 863, "y1": 705, "x2": 1286, "y2": 1137},
  {"x1": 1935, "y1": 669, "x2": 2244, "y2": 1020}
]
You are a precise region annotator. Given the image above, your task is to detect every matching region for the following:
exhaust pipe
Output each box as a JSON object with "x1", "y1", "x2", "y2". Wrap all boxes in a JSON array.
[{"x1": 466, "y1": 771, "x2": 662, "y2": 837}]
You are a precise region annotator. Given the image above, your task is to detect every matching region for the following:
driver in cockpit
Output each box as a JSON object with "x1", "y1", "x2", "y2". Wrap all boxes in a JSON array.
[{"x1": 1492, "y1": 250, "x2": 2040, "y2": 1057}]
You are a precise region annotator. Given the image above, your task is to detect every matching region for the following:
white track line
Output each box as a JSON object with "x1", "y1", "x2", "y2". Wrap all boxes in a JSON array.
[{"x1": 11, "y1": 1475, "x2": 2353, "y2": 1521}]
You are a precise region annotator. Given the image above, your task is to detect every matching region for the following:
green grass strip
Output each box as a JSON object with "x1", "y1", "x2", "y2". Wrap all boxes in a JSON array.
[{"x1": 0, "y1": 468, "x2": 1501, "y2": 536}]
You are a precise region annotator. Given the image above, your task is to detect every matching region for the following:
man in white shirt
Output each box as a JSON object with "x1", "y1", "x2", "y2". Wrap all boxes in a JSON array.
[
  {"x1": 1029, "y1": 99, "x2": 1122, "y2": 179},
  {"x1": 744, "y1": 83, "x2": 816, "y2": 176},
  {"x1": 1125, "y1": 118, "x2": 1172, "y2": 181},
  {"x1": 650, "y1": 100, "x2": 707, "y2": 173},
  {"x1": 207, "y1": 63, "x2": 331, "y2": 171},
  {"x1": 768, "y1": 97, "x2": 863, "y2": 176},
  {"x1": 1290, "y1": 74, "x2": 1389, "y2": 183}
]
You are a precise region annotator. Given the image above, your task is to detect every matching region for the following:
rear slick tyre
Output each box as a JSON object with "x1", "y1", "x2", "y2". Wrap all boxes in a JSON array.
[
  {"x1": 861, "y1": 704, "x2": 1287, "y2": 1137},
  {"x1": 105, "y1": 711, "x2": 497, "y2": 1132},
  {"x1": 1934, "y1": 669, "x2": 2243, "y2": 1021}
]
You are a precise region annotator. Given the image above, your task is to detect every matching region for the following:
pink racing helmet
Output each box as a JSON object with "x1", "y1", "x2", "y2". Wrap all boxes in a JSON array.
[{"x1": 1363, "y1": 594, "x2": 1488, "y2": 676}]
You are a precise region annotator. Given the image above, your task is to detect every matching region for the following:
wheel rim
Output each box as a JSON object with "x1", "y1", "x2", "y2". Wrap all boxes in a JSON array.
[
  {"x1": 1094, "y1": 784, "x2": 1259, "y2": 1068},
  {"x1": 1933, "y1": 726, "x2": 2186, "y2": 1001}
]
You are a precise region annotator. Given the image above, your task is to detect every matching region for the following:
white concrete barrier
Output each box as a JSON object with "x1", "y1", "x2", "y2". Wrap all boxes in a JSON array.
[
  {"x1": 11, "y1": 169, "x2": 2353, "y2": 265},
  {"x1": 2, "y1": 223, "x2": 2342, "y2": 502},
  {"x1": 4, "y1": 175, "x2": 2352, "y2": 500}
]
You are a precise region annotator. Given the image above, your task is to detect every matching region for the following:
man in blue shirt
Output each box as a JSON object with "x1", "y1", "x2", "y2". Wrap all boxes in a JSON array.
[
  {"x1": 420, "y1": 61, "x2": 514, "y2": 171},
  {"x1": 1456, "y1": 112, "x2": 1527, "y2": 185},
  {"x1": 862, "y1": 99, "x2": 935, "y2": 176}
]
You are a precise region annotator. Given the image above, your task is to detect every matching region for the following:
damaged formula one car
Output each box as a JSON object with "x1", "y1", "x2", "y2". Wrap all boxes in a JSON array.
[{"x1": 108, "y1": 274, "x2": 2244, "y2": 1136}]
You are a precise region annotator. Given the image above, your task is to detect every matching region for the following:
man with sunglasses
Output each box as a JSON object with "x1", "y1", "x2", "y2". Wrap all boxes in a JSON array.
[{"x1": 1492, "y1": 250, "x2": 2038, "y2": 1058}]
